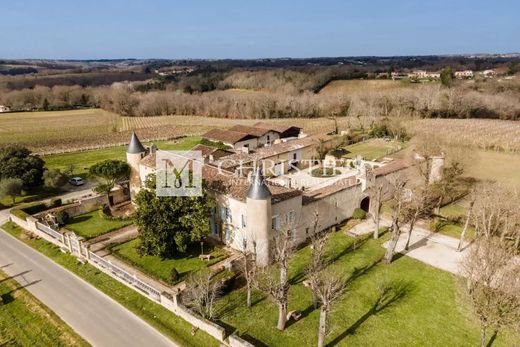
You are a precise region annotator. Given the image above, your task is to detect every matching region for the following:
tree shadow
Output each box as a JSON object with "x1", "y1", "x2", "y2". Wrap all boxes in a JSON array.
[
  {"x1": 0, "y1": 263, "x2": 13, "y2": 269},
  {"x1": 486, "y1": 331, "x2": 498, "y2": 347},
  {"x1": 0, "y1": 270, "x2": 32, "y2": 284},
  {"x1": 326, "y1": 279, "x2": 414, "y2": 347},
  {"x1": 326, "y1": 234, "x2": 372, "y2": 265},
  {"x1": 1, "y1": 279, "x2": 42, "y2": 305},
  {"x1": 68, "y1": 215, "x2": 92, "y2": 224},
  {"x1": 285, "y1": 303, "x2": 317, "y2": 328}
]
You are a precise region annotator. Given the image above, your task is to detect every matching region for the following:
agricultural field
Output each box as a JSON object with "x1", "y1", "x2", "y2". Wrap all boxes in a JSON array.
[
  {"x1": 465, "y1": 150, "x2": 520, "y2": 189},
  {"x1": 319, "y1": 79, "x2": 418, "y2": 94},
  {"x1": 408, "y1": 118, "x2": 520, "y2": 153},
  {"x1": 0, "y1": 269, "x2": 87, "y2": 346}
]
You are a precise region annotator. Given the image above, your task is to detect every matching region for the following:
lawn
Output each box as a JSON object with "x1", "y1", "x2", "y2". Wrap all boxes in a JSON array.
[
  {"x1": 0, "y1": 186, "x2": 61, "y2": 209},
  {"x1": 437, "y1": 204, "x2": 475, "y2": 240},
  {"x1": 214, "y1": 231, "x2": 517, "y2": 347},
  {"x1": 43, "y1": 136, "x2": 202, "y2": 177},
  {"x1": 0, "y1": 269, "x2": 88, "y2": 347},
  {"x1": 65, "y1": 210, "x2": 132, "y2": 239},
  {"x1": 343, "y1": 139, "x2": 405, "y2": 161},
  {"x1": 111, "y1": 239, "x2": 228, "y2": 284},
  {"x1": 1, "y1": 221, "x2": 219, "y2": 347}
]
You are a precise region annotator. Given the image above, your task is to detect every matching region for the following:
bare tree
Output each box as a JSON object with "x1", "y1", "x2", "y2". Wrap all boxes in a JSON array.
[
  {"x1": 309, "y1": 269, "x2": 347, "y2": 347},
  {"x1": 460, "y1": 237, "x2": 520, "y2": 347},
  {"x1": 306, "y1": 212, "x2": 328, "y2": 309},
  {"x1": 234, "y1": 234, "x2": 258, "y2": 308},
  {"x1": 256, "y1": 222, "x2": 296, "y2": 330},
  {"x1": 183, "y1": 269, "x2": 223, "y2": 320},
  {"x1": 383, "y1": 175, "x2": 408, "y2": 264},
  {"x1": 471, "y1": 183, "x2": 514, "y2": 239},
  {"x1": 370, "y1": 181, "x2": 386, "y2": 240},
  {"x1": 457, "y1": 198, "x2": 475, "y2": 252}
]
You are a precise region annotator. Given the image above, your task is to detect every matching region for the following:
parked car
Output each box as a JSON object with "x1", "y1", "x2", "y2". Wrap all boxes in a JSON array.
[{"x1": 68, "y1": 177, "x2": 85, "y2": 186}]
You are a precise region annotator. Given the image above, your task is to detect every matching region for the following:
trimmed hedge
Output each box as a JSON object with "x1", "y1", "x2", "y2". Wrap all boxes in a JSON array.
[
  {"x1": 352, "y1": 208, "x2": 367, "y2": 220},
  {"x1": 11, "y1": 201, "x2": 49, "y2": 221}
]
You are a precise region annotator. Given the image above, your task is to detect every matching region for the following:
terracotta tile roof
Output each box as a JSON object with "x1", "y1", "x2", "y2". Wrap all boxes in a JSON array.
[
  {"x1": 192, "y1": 144, "x2": 233, "y2": 160},
  {"x1": 253, "y1": 122, "x2": 302, "y2": 134},
  {"x1": 139, "y1": 151, "x2": 300, "y2": 203},
  {"x1": 302, "y1": 176, "x2": 359, "y2": 204},
  {"x1": 373, "y1": 160, "x2": 409, "y2": 177},
  {"x1": 229, "y1": 125, "x2": 271, "y2": 137},
  {"x1": 203, "y1": 165, "x2": 301, "y2": 203},
  {"x1": 203, "y1": 129, "x2": 257, "y2": 144},
  {"x1": 214, "y1": 134, "x2": 332, "y2": 169}
]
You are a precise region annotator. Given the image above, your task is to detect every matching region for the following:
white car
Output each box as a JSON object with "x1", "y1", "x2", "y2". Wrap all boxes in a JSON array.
[{"x1": 68, "y1": 177, "x2": 85, "y2": 186}]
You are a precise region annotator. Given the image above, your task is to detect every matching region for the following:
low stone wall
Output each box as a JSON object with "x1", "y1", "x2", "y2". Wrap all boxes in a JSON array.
[
  {"x1": 229, "y1": 334, "x2": 256, "y2": 347},
  {"x1": 7, "y1": 209, "x2": 242, "y2": 346}
]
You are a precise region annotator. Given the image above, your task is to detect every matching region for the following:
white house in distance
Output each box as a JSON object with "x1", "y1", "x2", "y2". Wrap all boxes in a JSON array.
[
  {"x1": 126, "y1": 125, "x2": 428, "y2": 266},
  {"x1": 0, "y1": 105, "x2": 10, "y2": 113},
  {"x1": 454, "y1": 70, "x2": 474, "y2": 79}
]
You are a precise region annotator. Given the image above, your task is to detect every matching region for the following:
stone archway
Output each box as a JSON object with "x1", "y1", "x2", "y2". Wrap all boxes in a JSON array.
[{"x1": 360, "y1": 196, "x2": 370, "y2": 213}]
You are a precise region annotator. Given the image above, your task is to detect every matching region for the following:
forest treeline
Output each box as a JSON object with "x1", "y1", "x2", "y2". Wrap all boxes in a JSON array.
[{"x1": 1, "y1": 67, "x2": 519, "y2": 120}]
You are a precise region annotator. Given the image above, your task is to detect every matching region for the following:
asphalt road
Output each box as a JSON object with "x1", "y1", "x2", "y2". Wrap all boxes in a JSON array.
[{"x1": 0, "y1": 195, "x2": 177, "y2": 347}]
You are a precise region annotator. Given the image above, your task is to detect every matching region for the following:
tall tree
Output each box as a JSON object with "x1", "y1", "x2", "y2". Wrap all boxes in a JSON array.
[
  {"x1": 0, "y1": 178, "x2": 23, "y2": 205},
  {"x1": 383, "y1": 175, "x2": 408, "y2": 264},
  {"x1": 256, "y1": 222, "x2": 296, "y2": 330},
  {"x1": 135, "y1": 175, "x2": 214, "y2": 257},
  {"x1": 0, "y1": 146, "x2": 44, "y2": 188},
  {"x1": 310, "y1": 269, "x2": 347, "y2": 347},
  {"x1": 370, "y1": 181, "x2": 386, "y2": 240},
  {"x1": 460, "y1": 237, "x2": 520, "y2": 347},
  {"x1": 183, "y1": 269, "x2": 223, "y2": 320},
  {"x1": 440, "y1": 66, "x2": 454, "y2": 87},
  {"x1": 89, "y1": 159, "x2": 130, "y2": 208}
]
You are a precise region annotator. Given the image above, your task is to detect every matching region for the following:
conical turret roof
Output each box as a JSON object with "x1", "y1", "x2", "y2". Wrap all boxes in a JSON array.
[
  {"x1": 127, "y1": 132, "x2": 146, "y2": 154},
  {"x1": 246, "y1": 168, "x2": 272, "y2": 200}
]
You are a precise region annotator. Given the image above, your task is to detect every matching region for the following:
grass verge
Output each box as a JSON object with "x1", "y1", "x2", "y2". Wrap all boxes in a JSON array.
[
  {"x1": 1, "y1": 221, "x2": 219, "y2": 347},
  {"x1": 0, "y1": 269, "x2": 88, "y2": 347}
]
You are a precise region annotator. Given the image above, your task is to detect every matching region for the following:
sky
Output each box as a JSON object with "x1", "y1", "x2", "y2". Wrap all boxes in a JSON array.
[{"x1": 1, "y1": 0, "x2": 519, "y2": 59}]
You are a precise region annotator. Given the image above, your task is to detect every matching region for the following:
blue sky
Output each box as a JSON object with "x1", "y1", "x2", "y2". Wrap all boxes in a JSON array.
[{"x1": 1, "y1": 0, "x2": 519, "y2": 59}]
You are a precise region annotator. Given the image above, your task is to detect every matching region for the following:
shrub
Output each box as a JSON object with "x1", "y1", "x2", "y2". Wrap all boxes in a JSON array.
[
  {"x1": 54, "y1": 210, "x2": 69, "y2": 226},
  {"x1": 352, "y1": 208, "x2": 366, "y2": 220},
  {"x1": 20, "y1": 202, "x2": 48, "y2": 215},
  {"x1": 50, "y1": 198, "x2": 62, "y2": 208},
  {"x1": 431, "y1": 218, "x2": 449, "y2": 232},
  {"x1": 11, "y1": 208, "x2": 29, "y2": 221},
  {"x1": 310, "y1": 167, "x2": 340, "y2": 177},
  {"x1": 170, "y1": 268, "x2": 180, "y2": 284}
]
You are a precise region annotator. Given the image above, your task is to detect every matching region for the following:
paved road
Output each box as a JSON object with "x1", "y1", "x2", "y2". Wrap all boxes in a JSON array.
[{"x1": 0, "y1": 211, "x2": 177, "y2": 347}]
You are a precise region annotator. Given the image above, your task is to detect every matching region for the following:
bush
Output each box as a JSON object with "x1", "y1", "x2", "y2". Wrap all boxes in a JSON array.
[
  {"x1": 431, "y1": 218, "x2": 449, "y2": 232},
  {"x1": 310, "y1": 167, "x2": 340, "y2": 177},
  {"x1": 11, "y1": 208, "x2": 29, "y2": 221},
  {"x1": 352, "y1": 208, "x2": 366, "y2": 220},
  {"x1": 50, "y1": 198, "x2": 62, "y2": 208},
  {"x1": 54, "y1": 210, "x2": 69, "y2": 226},
  {"x1": 20, "y1": 202, "x2": 48, "y2": 215},
  {"x1": 170, "y1": 268, "x2": 180, "y2": 284}
]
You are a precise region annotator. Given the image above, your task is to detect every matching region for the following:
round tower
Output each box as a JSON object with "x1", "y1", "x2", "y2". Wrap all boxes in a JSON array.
[
  {"x1": 126, "y1": 131, "x2": 146, "y2": 200},
  {"x1": 246, "y1": 169, "x2": 272, "y2": 267}
]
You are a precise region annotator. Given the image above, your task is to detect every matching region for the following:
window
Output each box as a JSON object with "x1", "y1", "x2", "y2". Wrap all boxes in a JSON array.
[
  {"x1": 226, "y1": 208, "x2": 232, "y2": 222},
  {"x1": 272, "y1": 215, "x2": 280, "y2": 230},
  {"x1": 220, "y1": 207, "x2": 232, "y2": 222},
  {"x1": 241, "y1": 214, "x2": 247, "y2": 228},
  {"x1": 285, "y1": 210, "x2": 295, "y2": 225}
]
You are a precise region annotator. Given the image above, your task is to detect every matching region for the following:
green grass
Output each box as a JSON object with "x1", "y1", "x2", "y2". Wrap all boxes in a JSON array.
[
  {"x1": 343, "y1": 139, "x2": 405, "y2": 161},
  {"x1": 1, "y1": 222, "x2": 219, "y2": 347},
  {"x1": 65, "y1": 210, "x2": 132, "y2": 239},
  {"x1": 111, "y1": 239, "x2": 228, "y2": 284},
  {"x1": 214, "y1": 231, "x2": 517, "y2": 347},
  {"x1": 0, "y1": 269, "x2": 88, "y2": 347},
  {"x1": 0, "y1": 186, "x2": 61, "y2": 210},
  {"x1": 439, "y1": 203, "x2": 467, "y2": 219},
  {"x1": 42, "y1": 136, "x2": 202, "y2": 177}
]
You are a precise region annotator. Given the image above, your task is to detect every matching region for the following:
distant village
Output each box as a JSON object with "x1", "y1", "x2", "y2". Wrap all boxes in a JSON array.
[{"x1": 390, "y1": 68, "x2": 506, "y2": 81}]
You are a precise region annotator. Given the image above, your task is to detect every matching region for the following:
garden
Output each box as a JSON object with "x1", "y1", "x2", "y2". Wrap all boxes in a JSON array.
[
  {"x1": 64, "y1": 209, "x2": 133, "y2": 239},
  {"x1": 110, "y1": 238, "x2": 229, "y2": 284}
]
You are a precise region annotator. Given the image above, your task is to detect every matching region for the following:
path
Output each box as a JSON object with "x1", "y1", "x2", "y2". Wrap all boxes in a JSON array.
[{"x1": 348, "y1": 217, "x2": 470, "y2": 275}]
